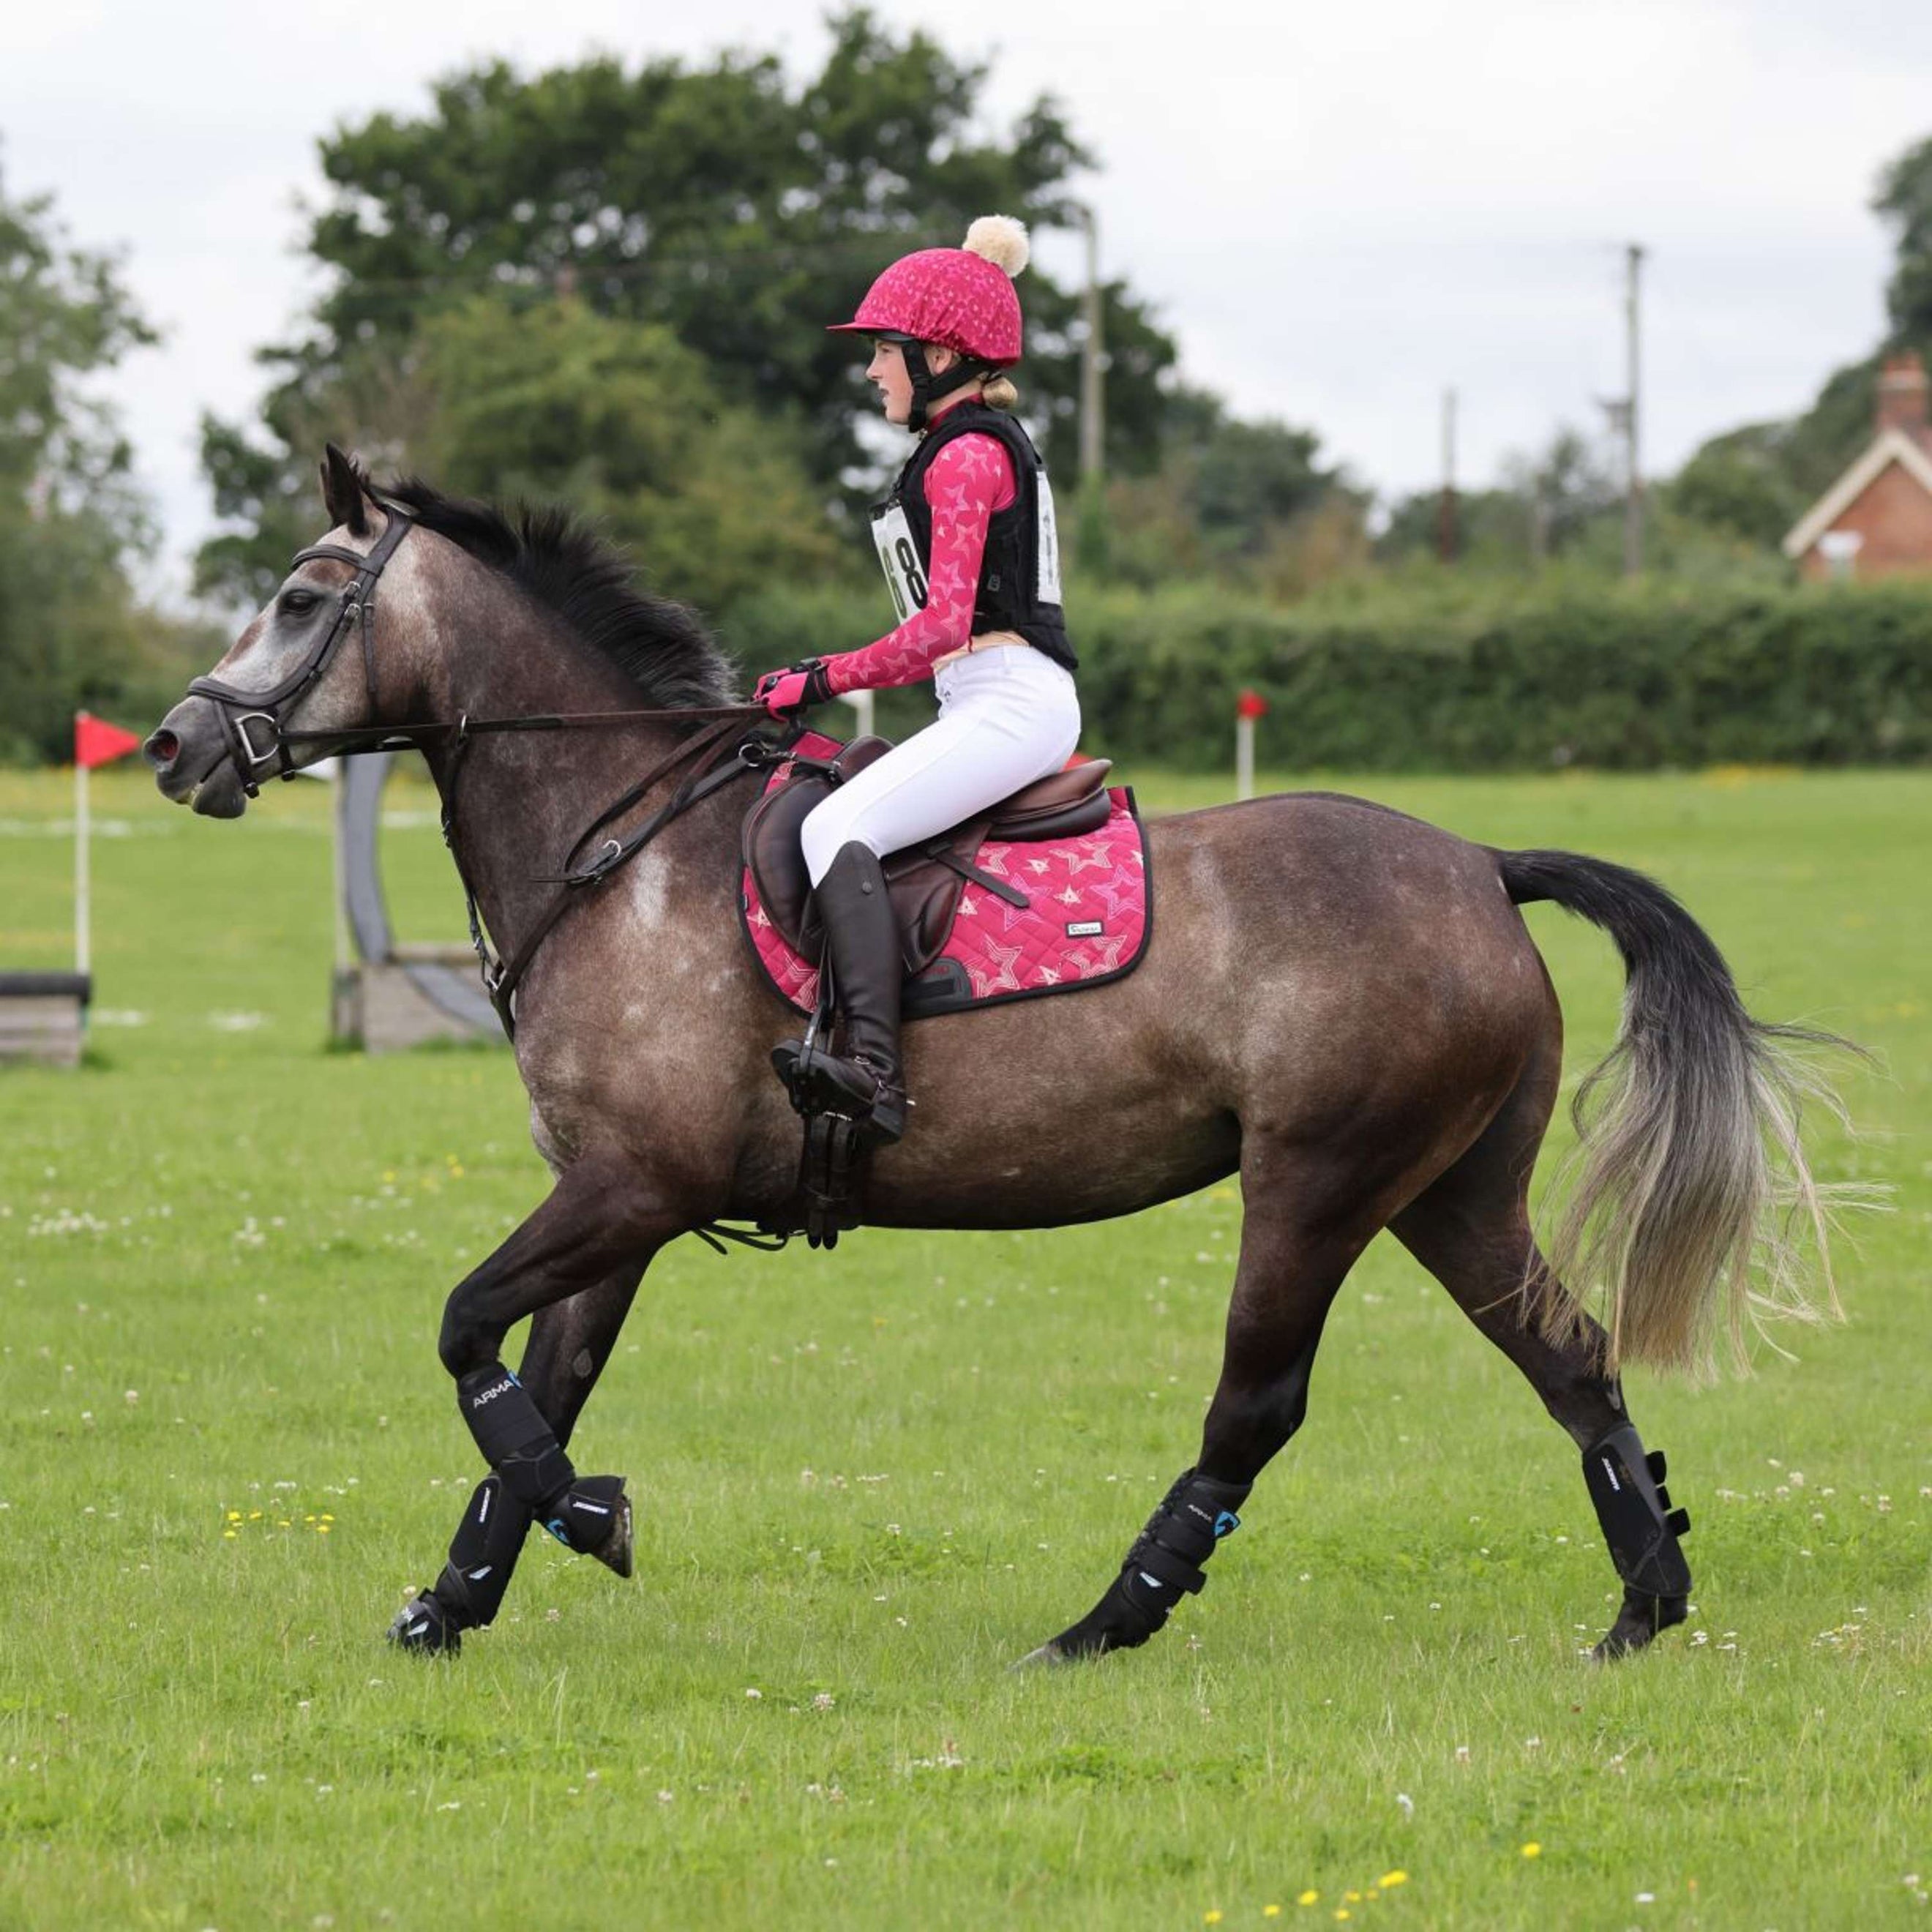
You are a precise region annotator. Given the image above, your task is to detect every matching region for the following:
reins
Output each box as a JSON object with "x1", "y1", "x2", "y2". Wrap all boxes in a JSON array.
[{"x1": 190, "y1": 500, "x2": 786, "y2": 1041}]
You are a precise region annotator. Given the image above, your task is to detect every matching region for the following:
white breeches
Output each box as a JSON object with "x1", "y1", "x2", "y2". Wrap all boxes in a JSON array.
[{"x1": 801, "y1": 646, "x2": 1082, "y2": 886}]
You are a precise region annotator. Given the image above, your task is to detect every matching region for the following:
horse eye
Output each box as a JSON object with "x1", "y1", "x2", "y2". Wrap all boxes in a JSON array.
[{"x1": 279, "y1": 588, "x2": 321, "y2": 618}]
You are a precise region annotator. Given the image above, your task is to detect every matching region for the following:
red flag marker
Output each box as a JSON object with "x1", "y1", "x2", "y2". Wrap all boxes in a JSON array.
[
  {"x1": 72, "y1": 711, "x2": 146, "y2": 983},
  {"x1": 75, "y1": 712, "x2": 145, "y2": 769},
  {"x1": 1235, "y1": 691, "x2": 1267, "y2": 801}
]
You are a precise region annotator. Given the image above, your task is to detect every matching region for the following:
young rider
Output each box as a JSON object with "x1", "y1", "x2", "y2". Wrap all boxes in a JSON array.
[{"x1": 754, "y1": 216, "x2": 1080, "y2": 1145}]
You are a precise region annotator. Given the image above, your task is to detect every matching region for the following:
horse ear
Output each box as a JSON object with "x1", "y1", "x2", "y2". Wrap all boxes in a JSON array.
[{"x1": 319, "y1": 443, "x2": 371, "y2": 537}]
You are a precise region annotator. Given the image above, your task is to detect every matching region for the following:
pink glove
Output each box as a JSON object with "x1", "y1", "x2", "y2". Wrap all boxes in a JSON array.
[{"x1": 752, "y1": 659, "x2": 833, "y2": 716}]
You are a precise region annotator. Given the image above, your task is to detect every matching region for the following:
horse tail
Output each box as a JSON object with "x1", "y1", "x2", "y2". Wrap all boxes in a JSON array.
[{"x1": 1499, "y1": 847, "x2": 1854, "y2": 1379}]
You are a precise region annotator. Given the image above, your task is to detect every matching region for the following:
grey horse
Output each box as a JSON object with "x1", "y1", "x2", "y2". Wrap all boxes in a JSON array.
[{"x1": 145, "y1": 449, "x2": 1844, "y2": 1665}]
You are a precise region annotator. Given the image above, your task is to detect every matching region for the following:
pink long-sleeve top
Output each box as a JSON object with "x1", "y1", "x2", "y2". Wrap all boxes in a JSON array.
[{"x1": 820, "y1": 433, "x2": 1017, "y2": 698}]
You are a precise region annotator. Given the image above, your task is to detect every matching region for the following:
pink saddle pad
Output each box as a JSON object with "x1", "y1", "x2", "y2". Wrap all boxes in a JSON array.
[{"x1": 738, "y1": 731, "x2": 1152, "y2": 1019}]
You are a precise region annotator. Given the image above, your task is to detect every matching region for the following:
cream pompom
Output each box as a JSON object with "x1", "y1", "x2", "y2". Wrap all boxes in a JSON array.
[{"x1": 962, "y1": 214, "x2": 1030, "y2": 278}]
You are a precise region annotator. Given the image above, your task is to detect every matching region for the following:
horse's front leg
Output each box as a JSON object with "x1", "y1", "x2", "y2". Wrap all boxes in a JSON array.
[
  {"x1": 389, "y1": 1156, "x2": 681, "y2": 1654},
  {"x1": 389, "y1": 1262, "x2": 645, "y2": 1653}
]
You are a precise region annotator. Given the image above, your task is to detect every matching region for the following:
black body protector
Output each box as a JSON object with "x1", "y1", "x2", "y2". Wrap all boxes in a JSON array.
[{"x1": 871, "y1": 402, "x2": 1076, "y2": 673}]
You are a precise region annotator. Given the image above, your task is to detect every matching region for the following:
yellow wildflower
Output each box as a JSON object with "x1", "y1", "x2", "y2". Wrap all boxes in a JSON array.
[
  {"x1": 1298, "y1": 1892, "x2": 1319, "y2": 1908},
  {"x1": 222, "y1": 1529, "x2": 238, "y2": 1540},
  {"x1": 1521, "y1": 1843, "x2": 1541, "y2": 1860},
  {"x1": 1205, "y1": 1914, "x2": 1223, "y2": 1925},
  {"x1": 1378, "y1": 1872, "x2": 1408, "y2": 1889}
]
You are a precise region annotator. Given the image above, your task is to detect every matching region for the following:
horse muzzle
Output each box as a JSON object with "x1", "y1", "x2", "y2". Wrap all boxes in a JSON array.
[{"x1": 145, "y1": 697, "x2": 251, "y2": 819}]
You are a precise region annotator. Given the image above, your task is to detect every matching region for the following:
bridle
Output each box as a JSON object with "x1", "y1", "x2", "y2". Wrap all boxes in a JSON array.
[
  {"x1": 188, "y1": 502, "x2": 419, "y2": 792},
  {"x1": 184, "y1": 500, "x2": 782, "y2": 1046}
]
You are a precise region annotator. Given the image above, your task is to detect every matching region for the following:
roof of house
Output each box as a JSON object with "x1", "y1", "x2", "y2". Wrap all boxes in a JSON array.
[{"x1": 1782, "y1": 424, "x2": 1932, "y2": 558}]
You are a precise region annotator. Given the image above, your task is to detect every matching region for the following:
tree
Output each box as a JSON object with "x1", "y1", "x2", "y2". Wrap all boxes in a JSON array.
[
  {"x1": 410, "y1": 296, "x2": 842, "y2": 613},
  {"x1": 1663, "y1": 422, "x2": 1808, "y2": 549},
  {"x1": 201, "y1": 11, "x2": 1180, "y2": 602},
  {"x1": 1099, "y1": 386, "x2": 1351, "y2": 588},
  {"x1": 0, "y1": 162, "x2": 153, "y2": 516},
  {"x1": 1664, "y1": 130, "x2": 1932, "y2": 545},
  {"x1": 1876, "y1": 132, "x2": 1932, "y2": 343},
  {"x1": 0, "y1": 164, "x2": 209, "y2": 762},
  {"x1": 1375, "y1": 427, "x2": 1620, "y2": 574}
]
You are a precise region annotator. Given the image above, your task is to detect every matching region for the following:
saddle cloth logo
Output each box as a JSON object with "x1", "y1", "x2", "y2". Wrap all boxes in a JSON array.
[{"x1": 740, "y1": 733, "x2": 1152, "y2": 1019}]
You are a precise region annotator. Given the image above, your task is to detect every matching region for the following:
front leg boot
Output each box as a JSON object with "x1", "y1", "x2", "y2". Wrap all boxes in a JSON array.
[{"x1": 455, "y1": 1366, "x2": 633, "y2": 1576}]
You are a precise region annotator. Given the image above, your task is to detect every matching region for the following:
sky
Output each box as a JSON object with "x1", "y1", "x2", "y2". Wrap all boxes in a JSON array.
[{"x1": 6, "y1": 0, "x2": 1932, "y2": 604}]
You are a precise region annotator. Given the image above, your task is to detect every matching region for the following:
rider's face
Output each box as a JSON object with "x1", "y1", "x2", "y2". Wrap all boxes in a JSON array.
[
  {"x1": 866, "y1": 339, "x2": 913, "y2": 424},
  {"x1": 866, "y1": 339, "x2": 959, "y2": 426}
]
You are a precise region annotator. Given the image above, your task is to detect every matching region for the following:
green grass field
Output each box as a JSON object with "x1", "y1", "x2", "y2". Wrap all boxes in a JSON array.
[{"x1": 1, "y1": 763, "x2": 1925, "y2": 1931}]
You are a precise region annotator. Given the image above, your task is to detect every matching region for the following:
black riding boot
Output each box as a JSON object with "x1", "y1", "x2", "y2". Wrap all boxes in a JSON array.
[{"x1": 773, "y1": 841, "x2": 908, "y2": 1143}]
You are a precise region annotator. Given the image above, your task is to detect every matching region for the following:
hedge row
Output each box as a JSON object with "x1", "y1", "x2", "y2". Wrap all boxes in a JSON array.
[{"x1": 721, "y1": 576, "x2": 1932, "y2": 772}]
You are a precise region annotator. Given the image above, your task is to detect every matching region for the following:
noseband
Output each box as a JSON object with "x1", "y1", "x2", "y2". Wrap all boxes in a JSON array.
[{"x1": 187, "y1": 505, "x2": 419, "y2": 795}]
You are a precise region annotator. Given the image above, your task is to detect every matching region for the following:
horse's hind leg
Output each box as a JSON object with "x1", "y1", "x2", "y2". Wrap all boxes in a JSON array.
[
  {"x1": 389, "y1": 1265, "x2": 642, "y2": 1654},
  {"x1": 1025, "y1": 1141, "x2": 1370, "y2": 1665},
  {"x1": 1390, "y1": 1063, "x2": 1693, "y2": 1660}
]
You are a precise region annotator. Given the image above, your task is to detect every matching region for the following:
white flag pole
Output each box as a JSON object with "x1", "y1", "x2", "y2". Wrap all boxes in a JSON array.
[
  {"x1": 332, "y1": 763, "x2": 351, "y2": 973},
  {"x1": 75, "y1": 742, "x2": 91, "y2": 979}
]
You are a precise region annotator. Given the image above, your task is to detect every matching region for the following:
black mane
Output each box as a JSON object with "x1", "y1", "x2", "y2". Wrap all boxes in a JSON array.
[{"x1": 378, "y1": 477, "x2": 735, "y2": 708}]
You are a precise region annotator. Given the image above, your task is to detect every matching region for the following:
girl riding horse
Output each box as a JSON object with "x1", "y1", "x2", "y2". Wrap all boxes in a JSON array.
[{"x1": 753, "y1": 215, "x2": 1079, "y2": 1146}]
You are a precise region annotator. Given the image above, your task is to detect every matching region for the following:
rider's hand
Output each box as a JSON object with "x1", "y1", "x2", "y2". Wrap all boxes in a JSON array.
[{"x1": 752, "y1": 659, "x2": 834, "y2": 716}]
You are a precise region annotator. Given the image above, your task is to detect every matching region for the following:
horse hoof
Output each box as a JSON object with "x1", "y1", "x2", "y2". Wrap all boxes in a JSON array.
[
  {"x1": 1009, "y1": 1641, "x2": 1069, "y2": 1671},
  {"x1": 388, "y1": 1592, "x2": 461, "y2": 1656},
  {"x1": 590, "y1": 1489, "x2": 634, "y2": 1581},
  {"x1": 1592, "y1": 1590, "x2": 1688, "y2": 1662}
]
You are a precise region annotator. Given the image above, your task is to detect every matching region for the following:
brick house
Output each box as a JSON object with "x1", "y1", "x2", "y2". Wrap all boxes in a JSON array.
[{"x1": 1783, "y1": 351, "x2": 1932, "y2": 579}]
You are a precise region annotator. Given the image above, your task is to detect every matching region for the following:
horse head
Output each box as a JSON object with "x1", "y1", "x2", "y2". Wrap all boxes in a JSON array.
[{"x1": 146, "y1": 445, "x2": 414, "y2": 817}]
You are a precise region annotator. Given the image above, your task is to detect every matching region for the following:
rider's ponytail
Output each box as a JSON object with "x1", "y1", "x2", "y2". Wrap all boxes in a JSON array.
[{"x1": 981, "y1": 372, "x2": 1019, "y2": 411}]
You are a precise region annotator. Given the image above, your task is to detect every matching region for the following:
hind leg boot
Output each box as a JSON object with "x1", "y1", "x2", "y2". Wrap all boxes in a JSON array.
[
  {"x1": 1026, "y1": 1468, "x2": 1251, "y2": 1664},
  {"x1": 1584, "y1": 1423, "x2": 1691, "y2": 1660}
]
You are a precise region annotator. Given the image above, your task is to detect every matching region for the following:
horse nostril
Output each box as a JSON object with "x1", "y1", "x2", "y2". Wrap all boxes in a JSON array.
[{"x1": 144, "y1": 728, "x2": 179, "y2": 769}]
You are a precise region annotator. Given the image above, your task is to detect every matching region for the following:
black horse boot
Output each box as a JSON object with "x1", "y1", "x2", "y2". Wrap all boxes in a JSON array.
[{"x1": 772, "y1": 841, "x2": 909, "y2": 1143}]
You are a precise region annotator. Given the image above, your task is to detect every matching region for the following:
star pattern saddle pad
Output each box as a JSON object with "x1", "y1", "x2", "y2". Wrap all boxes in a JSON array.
[{"x1": 739, "y1": 730, "x2": 1153, "y2": 1021}]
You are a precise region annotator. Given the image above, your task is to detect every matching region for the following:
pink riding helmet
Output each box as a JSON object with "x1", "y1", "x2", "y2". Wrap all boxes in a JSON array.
[{"x1": 828, "y1": 215, "x2": 1030, "y2": 364}]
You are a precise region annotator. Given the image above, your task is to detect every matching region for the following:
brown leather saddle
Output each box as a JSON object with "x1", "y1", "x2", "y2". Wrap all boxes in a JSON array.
[{"x1": 743, "y1": 735, "x2": 1114, "y2": 978}]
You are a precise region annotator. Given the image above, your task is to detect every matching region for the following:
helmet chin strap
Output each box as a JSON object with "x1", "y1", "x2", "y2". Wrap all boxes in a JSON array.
[{"x1": 898, "y1": 338, "x2": 987, "y2": 433}]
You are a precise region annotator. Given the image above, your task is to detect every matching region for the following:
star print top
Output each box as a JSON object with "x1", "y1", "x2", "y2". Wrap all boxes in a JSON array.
[{"x1": 820, "y1": 433, "x2": 1019, "y2": 697}]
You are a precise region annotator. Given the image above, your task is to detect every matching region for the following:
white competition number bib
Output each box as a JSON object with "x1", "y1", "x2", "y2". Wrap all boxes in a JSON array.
[
  {"x1": 872, "y1": 502, "x2": 927, "y2": 624},
  {"x1": 1035, "y1": 471, "x2": 1063, "y2": 604},
  {"x1": 872, "y1": 463, "x2": 1063, "y2": 621}
]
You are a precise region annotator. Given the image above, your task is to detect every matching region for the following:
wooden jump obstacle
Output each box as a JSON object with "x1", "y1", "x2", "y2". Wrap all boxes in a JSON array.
[
  {"x1": 329, "y1": 753, "x2": 503, "y2": 1055},
  {"x1": 0, "y1": 973, "x2": 91, "y2": 1068}
]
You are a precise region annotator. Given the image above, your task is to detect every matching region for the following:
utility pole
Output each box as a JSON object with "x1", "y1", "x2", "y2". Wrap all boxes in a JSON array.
[
  {"x1": 1079, "y1": 204, "x2": 1106, "y2": 488},
  {"x1": 1074, "y1": 203, "x2": 1109, "y2": 572},
  {"x1": 1437, "y1": 387, "x2": 1459, "y2": 563},
  {"x1": 1623, "y1": 242, "x2": 1644, "y2": 577}
]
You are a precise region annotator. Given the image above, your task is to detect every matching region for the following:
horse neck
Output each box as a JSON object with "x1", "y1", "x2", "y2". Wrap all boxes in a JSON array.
[{"x1": 415, "y1": 598, "x2": 714, "y2": 962}]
